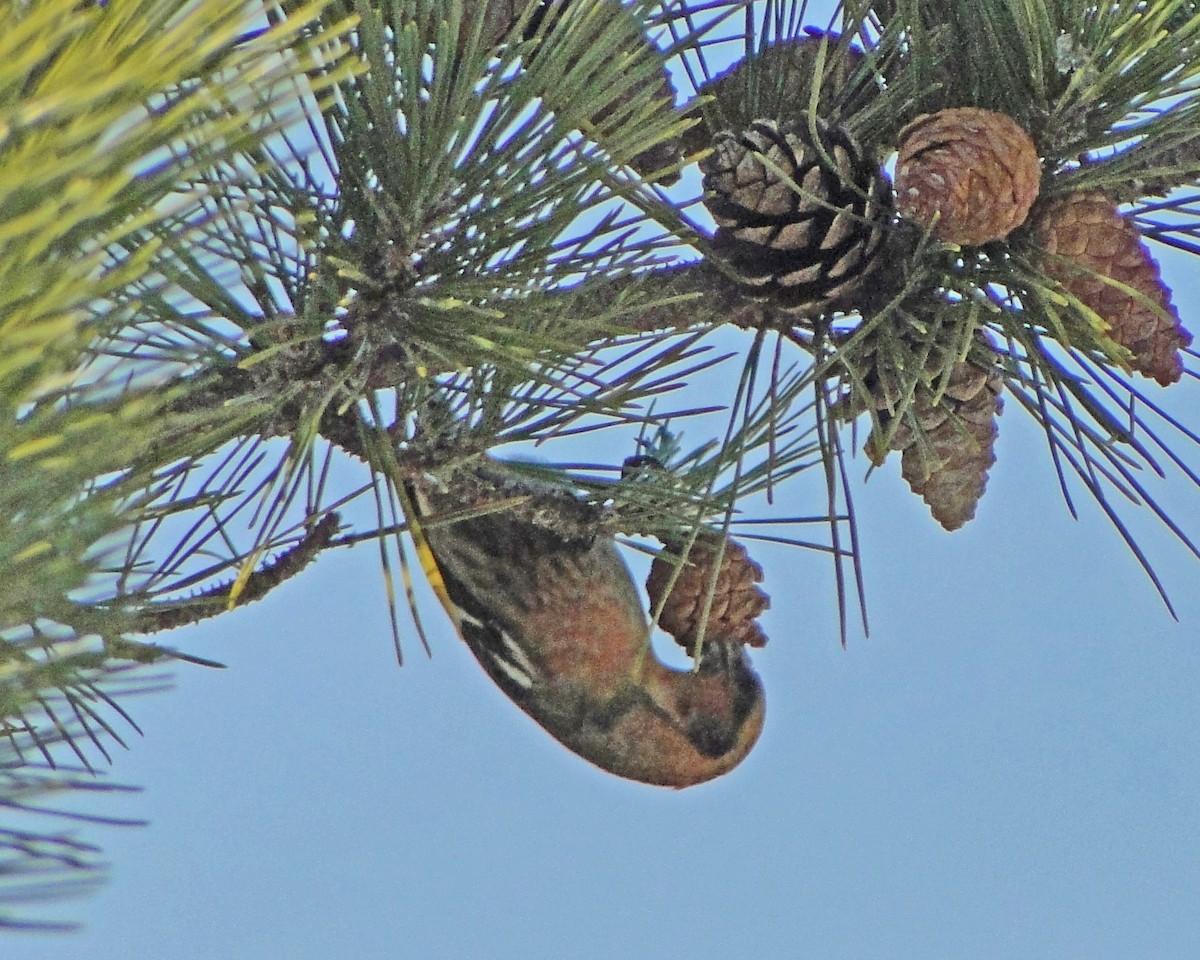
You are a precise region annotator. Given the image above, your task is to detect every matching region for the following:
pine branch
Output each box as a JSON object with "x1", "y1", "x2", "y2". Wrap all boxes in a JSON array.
[
  {"x1": 0, "y1": 0, "x2": 357, "y2": 928},
  {"x1": 8, "y1": 0, "x2": 1200, "y2": 929}
]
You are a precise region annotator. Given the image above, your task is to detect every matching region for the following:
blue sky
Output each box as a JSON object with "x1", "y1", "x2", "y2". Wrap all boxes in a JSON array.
[
  {"x1": 20, "y1": 4, "x2": 1200, "y2": 957},
  {"x1": 27, "y1": 357, "x2": 1200, "y2": 959}
]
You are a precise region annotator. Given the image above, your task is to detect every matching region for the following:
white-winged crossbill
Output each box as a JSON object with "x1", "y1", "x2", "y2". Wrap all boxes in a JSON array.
[{"x1": 404, "y1": 470, "x2": 765, "y2": 788}]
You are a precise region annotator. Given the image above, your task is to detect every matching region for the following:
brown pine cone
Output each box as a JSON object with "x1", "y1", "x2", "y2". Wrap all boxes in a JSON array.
[
  {"x1": 702, "y1": 118, "x2": 888, "y2": 318},
  {"x1": 681, "y1": 32, "x2": 872, "y2": 155},
  {"x1": 647, "y1": 532, "x2": 769, "y2": 649},
  {"x1": 459, "y1": 0, "x2": 682, "y2": 182},
  {"x1": 895, "y1": 107, "x2": 1042, "y2": 246},
  {"x1": 1032, "y1": 190, "x2": 1192, "y2": 385},
  {"x1": 459, "y1": 0, "x2": 552, "y2": 49},
  {"x1": 897, "y1": 355, "x2": 1004, "y2": 531},
  {"x1": 857, "y1": 328, "x2": 1005, "y2": 531}
]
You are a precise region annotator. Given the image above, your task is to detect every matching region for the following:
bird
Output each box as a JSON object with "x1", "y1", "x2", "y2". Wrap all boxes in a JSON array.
[{"x1": 403, "y1": 467, "x2": 765, "y2": 788}]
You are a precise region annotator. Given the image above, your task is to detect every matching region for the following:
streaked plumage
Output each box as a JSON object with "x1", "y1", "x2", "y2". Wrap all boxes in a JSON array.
[{"x1": 405, "y1": 472, "x2": 765, "y2": 788}]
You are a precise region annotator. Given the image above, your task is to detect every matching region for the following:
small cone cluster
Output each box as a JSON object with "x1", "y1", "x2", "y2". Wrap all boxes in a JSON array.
[
  {"x1": 895, "y1": 107, "x2": 1042, "y2": 246},
  {"x1": 1031, "y1": 190, "x2": 1192, "y2": 386},
  {"x1": 647, "y1": 531, "x2": 770, "y2": 650},
  {"x1": 701, "y1": 118, "x2": 888, "y2": 318},
  {"x1": 857, "y1": 330, "x2": 1004, "y2": 531}
]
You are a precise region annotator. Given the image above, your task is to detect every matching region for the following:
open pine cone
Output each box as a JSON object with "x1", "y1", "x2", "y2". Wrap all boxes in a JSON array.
[
  {"x1": 1031, "y1": 189, "x2": 1192, "y2": 386},
  {"x1": 647, "y1": 531, "x2": 769, "y2": 650},
  {"x1": 702, "y1": 118, "x2": 889, "y2": 318}
]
